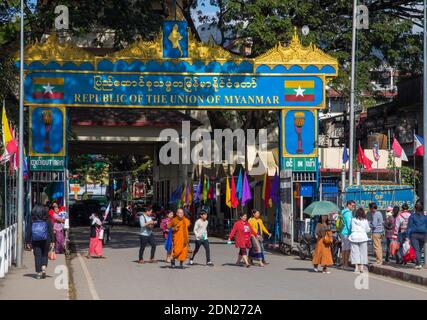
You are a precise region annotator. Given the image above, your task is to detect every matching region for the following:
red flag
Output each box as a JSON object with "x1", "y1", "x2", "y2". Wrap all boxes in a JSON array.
[
  {"x1": 231, "y1": 175, "x2": 239, "y2": 208},
  {"x1": 208, "y1": 180, "x2": 213, "y2": 200},
  {"x1": 357, "y1": 143, "x2": 373, "y2": 170}
]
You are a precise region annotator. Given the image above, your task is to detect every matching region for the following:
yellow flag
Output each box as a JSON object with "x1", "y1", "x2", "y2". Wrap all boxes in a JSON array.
[
  {"x1": 188, "y1": 182, "x2": 193, "y2": 204},
  {"x1": 226, "y1": 176, "x2": 231, "y2": 208},
  {"x1": 2, "y1": 106, "x2": 13, "y2": 146},
  {"x1": 180, "y1": 183, "x2": 187, "y2": 205}
]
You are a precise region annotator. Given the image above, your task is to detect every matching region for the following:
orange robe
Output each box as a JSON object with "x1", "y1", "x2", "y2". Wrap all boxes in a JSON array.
[{"x1": 170, "y1": 216, "x2": 190, "y2": 262}]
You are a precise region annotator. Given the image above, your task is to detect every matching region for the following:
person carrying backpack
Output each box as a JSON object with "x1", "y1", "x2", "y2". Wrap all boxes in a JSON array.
[
  {"x1": 26, "y1": 204, "x2": 55, "y2": 280},
  {"x1": 392, "y1": 203, "x2": 412, "y2": 264}
]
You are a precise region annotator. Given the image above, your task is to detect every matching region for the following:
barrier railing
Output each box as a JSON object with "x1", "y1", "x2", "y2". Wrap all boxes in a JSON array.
[{"x1": 0, "y1": 224, "x2": 17, "y2": 278}]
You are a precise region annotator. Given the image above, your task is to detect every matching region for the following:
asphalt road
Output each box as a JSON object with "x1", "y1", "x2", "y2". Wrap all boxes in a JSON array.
[{"x1": 69, "y1": 225, "x2": 427, "y2": 300}]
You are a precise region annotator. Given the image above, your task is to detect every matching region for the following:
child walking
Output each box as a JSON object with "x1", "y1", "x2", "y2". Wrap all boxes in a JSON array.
[{"x1": 190, "y1": 210, "x2": 214, "y2": 266}]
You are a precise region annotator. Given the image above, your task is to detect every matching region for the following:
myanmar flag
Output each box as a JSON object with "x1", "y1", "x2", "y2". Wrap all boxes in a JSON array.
[
  {"x1": 284, "y1": 80, "x2": 315, "y2": 102},
  {"x1": 32, "y1": 78, "x2": 64, "y2": 99}
]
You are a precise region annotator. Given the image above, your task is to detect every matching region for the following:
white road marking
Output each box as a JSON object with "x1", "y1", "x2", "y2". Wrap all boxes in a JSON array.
[
  {"x1": 369, "y1": 274, "x2": 427, "y2": 293},
  {"x1": 77, "y1": 253, "x2": 100, "y2": 300}
]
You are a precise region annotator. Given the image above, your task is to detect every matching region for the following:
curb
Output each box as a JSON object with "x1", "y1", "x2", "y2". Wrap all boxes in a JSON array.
[{"x1": 368, "y1": 265, "x2": 427, "y2": 287}]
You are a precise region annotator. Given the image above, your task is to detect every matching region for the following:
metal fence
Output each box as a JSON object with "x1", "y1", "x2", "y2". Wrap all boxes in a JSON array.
[
  {"x1": 0, "y1": 166, "x2": 18, "y2": 231},
  {"x1": 0, "y1": 223, "x2": 17, "y2": 278}
]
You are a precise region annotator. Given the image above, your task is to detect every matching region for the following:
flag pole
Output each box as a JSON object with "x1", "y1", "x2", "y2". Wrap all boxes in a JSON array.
[
  {"x1": 423, "y1": 0, "x2": 427, "y2": 268},
  {"x1": 348, "y1": 0, "x2": 358, "y2": 186},
  {"x1": 16, "y1": 0, "x2": 25, "y2": 268}
]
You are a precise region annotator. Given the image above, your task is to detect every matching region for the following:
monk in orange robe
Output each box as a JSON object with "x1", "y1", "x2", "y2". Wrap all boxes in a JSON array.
[{"x1": 169, "y1": 208, "x2": 190, "y2": 268}]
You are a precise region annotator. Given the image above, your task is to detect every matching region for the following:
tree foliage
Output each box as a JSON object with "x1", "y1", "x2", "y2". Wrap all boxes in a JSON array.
[{"x1": 0, "y1": 0, "x2": 424, "y2": 131}]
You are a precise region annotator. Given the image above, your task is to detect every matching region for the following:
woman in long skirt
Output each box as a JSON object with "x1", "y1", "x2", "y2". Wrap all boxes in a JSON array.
[
  {"x1": 52, "y1": 203, "x2": 67, "y2": 254},
  {"x1": 349, "y1": 208, "x2": 371, "y2": 273},
  {"x1": 160, "y1": 210, "x2": 174, "y2": 263},
  {"x1": 312, "y1": 215, "x2": 333, "y2": 273},
  {"x1": 87, "y1": 212, "x2": 105, "y2": 258}
]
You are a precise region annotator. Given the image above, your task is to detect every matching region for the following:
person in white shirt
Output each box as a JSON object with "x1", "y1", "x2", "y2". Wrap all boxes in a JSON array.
[
  {"x1": 189, "y1": 210, "x2": 213, "y2": 266},
  {"x1": 349, "y1": 208, "x2": 371, "y2": 273}
]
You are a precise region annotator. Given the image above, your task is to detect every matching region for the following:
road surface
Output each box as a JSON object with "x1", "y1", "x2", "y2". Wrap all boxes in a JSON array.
[{"x1": 69, "y1": 225, "x2": 427, "y2": 300}]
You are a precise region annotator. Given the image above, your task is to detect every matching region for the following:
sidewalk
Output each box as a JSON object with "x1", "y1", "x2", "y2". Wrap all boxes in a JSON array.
[
  {"x1": 0, "y1": 250, "x2": 69, "y2": 300},
  {"x1": 368, "y1": 259, "x2": 427, "y2": 287}
]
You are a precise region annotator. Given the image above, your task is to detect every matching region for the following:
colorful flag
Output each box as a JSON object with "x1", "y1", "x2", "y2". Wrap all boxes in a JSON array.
[
  {"x1": 32, "y1": 78, "x2": 64, "y2": 99},
  {"x1": 414, "y1": 134, "x2": 424, "y2": 156},
  {"x1": 225, "y1": 177, "x2": 231, "y2": 208},
  {"x1": 392, "y1": 138, "x2": 408, "y2": 162},
  {"x1": 0, "y1": 106, "x2": 18, "y2": 163},
  {"x1": 270, "y1": 171, "x2": 280, "y2": 207},
  {"x1": 208, "y1": 180, "x2": 213, "y2": 200},
  {"x1": 284, "y1": 80, "x2": 315, "y2": 102},
  {"x1": 194, "y1": 179, "x2": 202, "y2": 201},
  {"x1": 342, "y1": 144, "x2": 349, "y2": 164},
  {"x1": 187, "y1": 182, "x2": 193, "y2": 204},
  {"x1": 103, "y1": 202, "x2": 111, "y2": 221},
  {"x1": 202, "y1": 177, "x2": 209, "y2": 202},
  {"x1": 262, "y1": 173, "x2": 272, "y2": 208},
  {"x1": 235, "y1": 169, "x2": 243, "y2": 201},
  {"x1": 372, "y1": 143, "x2": 380, "y2": 161},
  {"x1": 180, "y1": 183, "x2": 187, "y2": 205},
  {"x1": 241, "y1": 172, "x2": 252, "y2": 207},
  {"x1": 231, "y1": 175, "x2": 239, "y2": 208},
  {"x1": 357, "y1": 143, "x2": 373, "y2": 170}
]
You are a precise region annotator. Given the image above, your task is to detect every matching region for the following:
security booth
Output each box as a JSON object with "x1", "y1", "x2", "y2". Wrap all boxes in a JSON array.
[{"x1": 19, "y1": 22, "x2": 337, "y2": 251}]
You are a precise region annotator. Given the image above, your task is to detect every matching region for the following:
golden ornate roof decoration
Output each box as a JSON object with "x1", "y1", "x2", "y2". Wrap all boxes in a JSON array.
[
  {"x1": 105, "y1": 30, "x2": 241, "y2": 62},
  {"x1": 254, "y1": 29, "x2": 338, "y2": 69},
  {"x1": 21, "y1": 34, "x2": 94, "y2": 63},
  {"x1": 106, "y1": 32, "x2": 163, "y2": 60}
]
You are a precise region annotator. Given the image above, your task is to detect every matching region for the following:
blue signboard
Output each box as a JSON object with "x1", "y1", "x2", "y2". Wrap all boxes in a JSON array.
[
  {"x1": 282, "y1": 109, "x2": 317, "y2": 157},
  {"x1": 163, "y1": 21, "x2": 188, "y2": 58},
  {"x1": 29, "y1": 106, "x2": 66, "y2": 156},
  {"x1": 345, "y1": 185, "x2": 415, "y2": 210},
  {"x1": 24, "y1": 72, "x2": 325, "y2": 109}
]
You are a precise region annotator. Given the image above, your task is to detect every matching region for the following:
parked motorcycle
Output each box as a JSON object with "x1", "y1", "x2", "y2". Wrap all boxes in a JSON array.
[{"x1": 297, "y1": 233, "x2": 315, "y2": 260}]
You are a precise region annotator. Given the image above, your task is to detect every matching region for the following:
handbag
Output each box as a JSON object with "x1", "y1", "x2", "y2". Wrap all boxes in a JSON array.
[
  {"x1": 98, "y1": 227, "x2": 104, "y2": 240},
  {"x1": 48, "y1": 248, "x2": 57, "y2": 260},
  {"x1": 323, "y1": 231, "x2": 333, "y2": 245},
  {"x1": 390, "y1": 240, "x2": 400, "y2": 257}
]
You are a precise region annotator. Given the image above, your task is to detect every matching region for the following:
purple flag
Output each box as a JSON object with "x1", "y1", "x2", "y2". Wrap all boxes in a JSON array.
[
  {"x1": 194, "y1": 179, "x2": 202, "y2": 201},
  {"x1": 241, "y1": 171, "x2": 252, "y2": 207},
  {"x1": 270, "y1": 171, "x2": 280, "y2": 207}
]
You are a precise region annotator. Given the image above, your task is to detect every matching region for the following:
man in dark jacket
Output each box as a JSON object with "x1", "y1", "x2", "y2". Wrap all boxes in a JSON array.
[{"x1": 408, "y1": 200, "x2": 427, "y2": 269}]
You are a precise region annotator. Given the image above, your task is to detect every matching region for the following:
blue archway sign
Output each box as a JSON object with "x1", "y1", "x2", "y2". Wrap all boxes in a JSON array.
[
  {"x1": 19, "y1": 24, "x2": 337, "y2": 110},
  {"x1": 17, "y1": 22, "x2": 338, "y2": 241}
]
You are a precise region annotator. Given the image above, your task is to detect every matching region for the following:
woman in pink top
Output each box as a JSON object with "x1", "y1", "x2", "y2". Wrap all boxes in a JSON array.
[{"x1": 228, "y1": 212, "x2": 257, "y2": 268}]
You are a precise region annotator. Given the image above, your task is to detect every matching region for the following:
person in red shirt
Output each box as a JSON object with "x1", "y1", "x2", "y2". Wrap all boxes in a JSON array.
[
  {"x1": 227, "y1": 212, "x2": 257, "y2": 268},
  {"x1": 48, "y1": 202, "x2": 58, "y2": 223}
]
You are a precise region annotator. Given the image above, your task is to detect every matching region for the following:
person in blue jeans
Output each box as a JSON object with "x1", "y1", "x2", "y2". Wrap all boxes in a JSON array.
[
  {"x1": 26, "y1": 204, "x2": 55, "y2": 279},
  {"x1": 407, "y1": 200, "x2": 427, "y2": 269}
]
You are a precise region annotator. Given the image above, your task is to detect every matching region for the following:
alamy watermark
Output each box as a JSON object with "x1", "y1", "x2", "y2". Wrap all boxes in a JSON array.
[
  {"x1": 159, "y1": 121, "x2": 268, "y2": 176},
  {"x1": 54, "y1": 265, "x2": 69, "y2": 290}
]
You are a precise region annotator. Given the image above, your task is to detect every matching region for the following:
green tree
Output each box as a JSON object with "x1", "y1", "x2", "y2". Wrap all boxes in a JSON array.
[{"x1": 0, "y1": 0, "x2": 424, "y2": 131}]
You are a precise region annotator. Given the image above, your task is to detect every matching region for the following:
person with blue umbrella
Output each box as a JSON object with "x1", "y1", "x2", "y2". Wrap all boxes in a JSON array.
[{"x1": 304, "y1": 201, "x2": 338, "y2": 274}]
